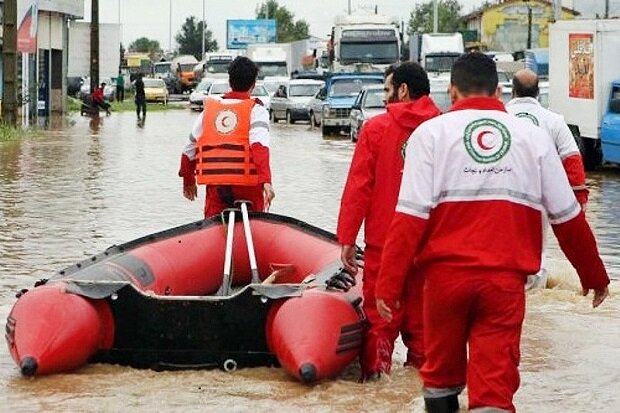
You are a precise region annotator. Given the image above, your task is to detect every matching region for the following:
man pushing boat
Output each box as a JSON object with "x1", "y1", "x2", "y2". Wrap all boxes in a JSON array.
[{"x1": 179, "y1": 56, "x2": 275, "y2": 217}]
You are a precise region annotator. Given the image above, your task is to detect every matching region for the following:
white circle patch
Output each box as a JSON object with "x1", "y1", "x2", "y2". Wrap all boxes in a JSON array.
[{"x1": 214, "y1": 109, "x2": 238, "y2": 134}]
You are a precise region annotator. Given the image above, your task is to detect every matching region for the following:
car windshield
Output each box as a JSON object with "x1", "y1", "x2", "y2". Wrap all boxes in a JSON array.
[
  {"x1": 289, "y1": 84, "x2": 322, "y2": 97},
  {"x1": 257, "y1": 63, "x2": 288, "y2": 78},
  {"x1": 252, "y1": 85, "x2": 268, "y2": 96},
  {"x1": 363, "y1": 89, "x2": 385, "y2": 108},
  {"x1": 154, "y1": 64, "x2": 171, "y2": 74},
  {"x1": 206, "y1": 61, "x2": 230, "y2": 74},
  {"x1": 195, "y1": 79, "x2": 212, "y2": 92},
  {"x1": 330, "y1": 78, "x2": 382, "y2": 97},
  {"x1": 210, "y1": 83, "x2": 231, "y2": 95},
  {"x1": 143, "y1": 79, "x2": 165, "y2": 88},
  {"x1": 179, "y1": 63, "x2": 197, "y2": 72}
]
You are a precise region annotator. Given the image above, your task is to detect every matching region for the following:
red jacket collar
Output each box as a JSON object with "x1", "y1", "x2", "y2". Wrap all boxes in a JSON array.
[
  {"x1": 449, "y1": 96, "x2": 507, "y2": 113},
  {"x1": 223, "y1": 91, "x2": 251, "y2": 100}
]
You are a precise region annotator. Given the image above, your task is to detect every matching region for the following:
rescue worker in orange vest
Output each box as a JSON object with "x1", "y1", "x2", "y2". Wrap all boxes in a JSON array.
[{"x1": 179, "y1": 56, "x2": 275, "y2": 217}]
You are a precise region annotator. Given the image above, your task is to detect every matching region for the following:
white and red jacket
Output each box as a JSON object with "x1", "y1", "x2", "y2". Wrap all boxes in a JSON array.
[
  {"x1": 506, "y1": 97, "x2": 588, "y2": 204},
  {"x1": 376, "y1": 97, "x2": 609, "y2": 303},
  {"x1": 337, "y1": 96, "x2": 441, "y2": 248}
]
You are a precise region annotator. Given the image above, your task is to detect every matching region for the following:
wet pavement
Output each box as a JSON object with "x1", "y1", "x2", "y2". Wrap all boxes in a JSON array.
[{"x1": 0, "y1": 111, "x2": 618, "y2": 412}]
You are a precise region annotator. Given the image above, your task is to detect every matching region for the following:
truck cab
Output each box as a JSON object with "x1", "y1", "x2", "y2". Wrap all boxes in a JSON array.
[
  {"x1": 309, "y1": 73, "x2": 384, "y2": 136},
  {"x1": 601, "y1": 80, "x2": 620, "y2": 163},
  {"x1": 330, "y1": 14, "x2": 400, "y2": 73}
]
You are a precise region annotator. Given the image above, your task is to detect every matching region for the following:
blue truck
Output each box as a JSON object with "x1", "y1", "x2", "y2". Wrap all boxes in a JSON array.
[{"x1": 308, "y1": 73, "x2": 384, "y2": 137}]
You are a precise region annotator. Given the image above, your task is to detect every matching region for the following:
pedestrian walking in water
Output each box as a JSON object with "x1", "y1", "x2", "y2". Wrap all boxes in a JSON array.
[
  {"x1": 178, "y1": 56, "x2": 275, "y2": 218},
  {"x1": 336, "y1": 62, "x2": 441, "y2": 381},
  {"x1": 134, "y1": 74, "x2": 146, "y2": 120},
  {"x1": 116, "y1": 72, "x2": 125, "y2": 102},
  {"x1": 506, "y1": 69, "x2": 589, "y2": 289},
  {"x1": 375, "y1": 52, "x2": 609, "y2": 412}
]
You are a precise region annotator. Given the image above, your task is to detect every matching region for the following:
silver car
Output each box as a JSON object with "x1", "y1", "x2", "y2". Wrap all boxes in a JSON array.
[
  {"x1": 307, "y1": 86, "x2": 328, "y2": 127},
  {"x1": 349, "y1": 85, "x2": 386, "y2": 142},
  {"x1": 188, "y1": 78, "x2": 214, "y2": 111},
  {"x1": 270, "y1": 79, "x2": 324, "y2": 123}
]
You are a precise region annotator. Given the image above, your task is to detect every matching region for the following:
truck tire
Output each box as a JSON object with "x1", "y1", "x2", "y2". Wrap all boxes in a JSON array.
[
  {"x1": 310, "y1": 112, "x2": 320, "y2": 127},
  {"x1": 569, "y1": 125, "x2": 599, "y2": 171},
  {"x1": 286, "y1": 111, "x2": 294, "y2": 124},
  {"x1": 321, "y1": 125, "x2": 332, "y2": 136}
]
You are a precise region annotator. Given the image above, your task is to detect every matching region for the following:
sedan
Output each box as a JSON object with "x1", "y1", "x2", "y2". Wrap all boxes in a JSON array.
[
  {"x1": 251, "y1": 83, "x2": 271, "y2": 112},
  {"x1": 79, "y1": 77, "x2": 116, "y2": 101},
  {"x1": 349, "y1": 85, "x2": 385, "y2": 142},
  {"x1": 143, "y1": 78, "x2": 169, "y2": 105},
  {"x1": 270, "y1": 79, "x2": 324, "y2": 123},
  {"x1": 189, "y1": 78, "x2": 214, "y2": 111}
]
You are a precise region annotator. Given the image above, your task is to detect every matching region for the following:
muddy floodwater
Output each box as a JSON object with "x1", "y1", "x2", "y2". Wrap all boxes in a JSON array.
[{"x1": 1, "y1": 111, "x2": 618, "y2": 412}]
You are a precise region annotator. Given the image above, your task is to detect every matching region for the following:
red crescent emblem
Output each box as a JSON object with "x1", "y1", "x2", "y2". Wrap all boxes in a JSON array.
[
  {"x1": 221, "y1": 116, "x2": 230, "y2": 128},
  {"x1": 476, "y1": 131, "x2": 495, "y2": 150}
]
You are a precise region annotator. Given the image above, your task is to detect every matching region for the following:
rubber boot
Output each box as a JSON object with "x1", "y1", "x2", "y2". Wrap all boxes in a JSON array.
[{"x1": 424, "y1": 395, "x2": 459, "y2": 413}]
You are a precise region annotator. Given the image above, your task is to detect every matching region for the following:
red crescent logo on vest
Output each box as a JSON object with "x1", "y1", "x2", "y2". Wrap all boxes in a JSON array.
[
  {"x1": 215, "y1": 109, "x2": 238, "y2": 134},
  {"x1": 476, "y1": 130, "x2": 496, "y2": 150}
]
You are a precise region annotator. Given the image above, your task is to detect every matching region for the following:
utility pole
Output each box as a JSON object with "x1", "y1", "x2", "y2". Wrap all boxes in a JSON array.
[
  {"x1": 433, "y1": 0, "x2": 439, "y2": 33},
  {"x1": 169, "y1": 0, "x2": 172, "y2": 53},
  {"x1": 348, "y1": 0, "x2": 351, "y2": 15},
  {"x1": 2, "y1": 0, "x2": 18, "y2": 125},
  {"x1": 201, "y1": 0, "x2": 205, "y2": 59},
  {"x1": 527, "y1": 4, "x2": 532, "y2": 49},
  {"x1": 605, "y1": 0, "x2": 610, "y2": 18},
  {"x1": 90, "y1": 0, "x2": 99, "y2": 94}
]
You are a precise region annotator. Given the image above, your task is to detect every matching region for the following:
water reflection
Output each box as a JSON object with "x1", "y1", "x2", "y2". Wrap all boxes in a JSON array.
[{"x1": 0, "y1": 112, "x2": 618, "y2": 412}]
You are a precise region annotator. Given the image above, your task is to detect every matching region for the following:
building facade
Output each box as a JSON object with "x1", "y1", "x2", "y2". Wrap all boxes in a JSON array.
[{"x1": 462, "y1": 0, "x2": 579, "y2": 52}]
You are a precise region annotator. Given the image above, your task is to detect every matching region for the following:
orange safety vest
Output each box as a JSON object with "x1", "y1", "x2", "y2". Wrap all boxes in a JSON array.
[{"x1": 195, "y1": 97, "x2": 259, "y2": 186}]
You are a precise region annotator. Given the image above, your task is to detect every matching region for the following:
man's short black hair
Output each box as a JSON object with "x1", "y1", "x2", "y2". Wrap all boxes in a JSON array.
[
  {"x1": 512, "y1": 76, "x2": 539, "y2": 98},
  {"x1": 228, "y1": 56, "x2": 259, "y2": 92},
  {"x1": 451, "y1": 52, "x2": 498, "y2": 96},
  {"x1": 384, "y1": 63, "x2": 398, "y2": 79},
  {"x1": 391, "y1": 61, "x2": 430, "y2": 99}
]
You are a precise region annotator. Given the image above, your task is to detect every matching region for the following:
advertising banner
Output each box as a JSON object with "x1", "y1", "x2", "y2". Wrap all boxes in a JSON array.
[
  {"x1": 227, "y1": 19, "x2": 277, "y2": 49},
  {"x1": 17, "y1": 0, "x2": 40, "y2": 53},
  {"x1": 568, "y1": 33, "x2": 594, "y2": 99}
]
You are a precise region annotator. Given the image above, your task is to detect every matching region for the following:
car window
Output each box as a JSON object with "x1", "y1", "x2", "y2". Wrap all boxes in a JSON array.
[
  {"x1": 289, "y1": 84, "x2": 322, "y2": 97},
  {"x1": 330, "y1": 78, "x2": 382, "y2": 97},
  {"x1": 363, "y1": 89, "x2": 385, "y2": 108},
  {"x1": 353, "y1": 91, "x2": 364, "y2": 107},
  {"x1": 143, "y1": 79, "x2": 165, "y2": 88},
  {"x1": 210, "y1": 83, "x2": 231, "y2": 95},
  {"x1": 252, "y1": 85, "x2": 268, "y2": 97},
  {"x1": 196, "y1": 79, "x2": 212, "y2": 92}
]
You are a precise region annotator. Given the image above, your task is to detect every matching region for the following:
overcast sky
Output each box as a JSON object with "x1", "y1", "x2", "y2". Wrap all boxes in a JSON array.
[{"x1": 82, "y1": 0, "x2": 616, "y2": 51}]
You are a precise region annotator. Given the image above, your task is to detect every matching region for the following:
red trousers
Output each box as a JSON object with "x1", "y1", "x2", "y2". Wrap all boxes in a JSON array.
[
  {"x1": 362, "y1": 245, "x2": 424, "y2": 376},
  {"x1": 420, "y1": 269, "x2": 525, "y2": 412},
  {"x1": 204, "y1": 185, "x2": 264, "y2": 218}
]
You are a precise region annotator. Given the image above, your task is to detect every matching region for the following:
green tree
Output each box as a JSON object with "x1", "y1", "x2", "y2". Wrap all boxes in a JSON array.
[
  {"x1": 128, "y1": 37, "x2": 161, "y2": 55},
  {"x1": 175, "y1": 16, "x2": 218, "y2": 59},
  {"x1": 255, "y1": 0, "x2": 309, "y2": 42},
  {"x1": 407, "y1": 0, "x2": 464, "y2": 34}
]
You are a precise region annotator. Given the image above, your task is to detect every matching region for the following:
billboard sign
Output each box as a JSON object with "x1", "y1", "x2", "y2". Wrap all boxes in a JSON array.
[
  {"x1": 227, "y1": 19, "x2": 277, "y2": 49},
  {"x1": 568, "y1": 33, "x2": 594, "y2": 99},
  {"x1": 17, "y1": 0, "x2": 40, "y2": 53}
]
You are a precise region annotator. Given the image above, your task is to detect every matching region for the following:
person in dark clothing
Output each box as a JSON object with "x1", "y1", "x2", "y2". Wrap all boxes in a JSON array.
[
  {"x1": 116, "y1": 73, "x2": 125, "y2": 102},
  {"x1": 134, "y1": 75, "x2": 146, "y2": 120}
]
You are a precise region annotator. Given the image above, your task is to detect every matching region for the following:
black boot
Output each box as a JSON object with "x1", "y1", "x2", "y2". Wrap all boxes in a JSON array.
[{"x1": 424, "y1": 394, "x2": 459, "y2": 413}]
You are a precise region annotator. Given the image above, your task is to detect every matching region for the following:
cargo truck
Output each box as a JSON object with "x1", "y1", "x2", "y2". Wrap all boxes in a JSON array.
[{"x1": 549, "y1": 19, "x2": 620, "y2": 169}]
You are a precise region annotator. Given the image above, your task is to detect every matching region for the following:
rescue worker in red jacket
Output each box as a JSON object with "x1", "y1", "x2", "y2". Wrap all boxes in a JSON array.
[
  {"x1": 179, "y1": 56, "x2": 275, "y2": 217},
  {"x1": 375, "y1": 53, "x2": 609, "y2": 412},
  {"x1": 336, "y1": 62, "x2": 441, "y2": 381}
]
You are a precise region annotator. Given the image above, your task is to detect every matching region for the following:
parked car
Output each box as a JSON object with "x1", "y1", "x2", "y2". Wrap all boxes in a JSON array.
[
  {"x1": 308, "y1": 74, "x2": 384, "y2": 136},
  {"x1": 270, "y1": 79, "x2": 324, "y2": 123},
  {"x1": 251, "y1": 83, "x2": 271, "y2": 112},
  {"x1": 189, "y1": 78, "x2": 215, "y2": 111},
  {"x1": 143, "y1": 78, "x2": 169, "y2": 105},
  {"x1": 207, "y1": 79, "x2": 232, "y2": 98},
  {"x1": 79, "y1": 77, "x2": 116, "y2": 101},
  {"x1": 349, "y1": 85, "x2": 385, "y2": 142}
]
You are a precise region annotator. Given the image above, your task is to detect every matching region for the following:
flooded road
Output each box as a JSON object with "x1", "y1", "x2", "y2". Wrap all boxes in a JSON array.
[{"x1": 1, "y1": 111, "x2": 618, "y2": 412}]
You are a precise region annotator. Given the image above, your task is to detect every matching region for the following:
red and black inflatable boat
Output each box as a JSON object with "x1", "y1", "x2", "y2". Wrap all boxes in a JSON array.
[{"x1": 5, "y1": 211, "x2": 365, "y2": 383}]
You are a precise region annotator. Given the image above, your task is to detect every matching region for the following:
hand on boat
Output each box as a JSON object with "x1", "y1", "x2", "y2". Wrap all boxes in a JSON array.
[
  {"x1": 183, "y1": 184, "x2": 197, "y2": 201},
  {"x1": 325, "y1": 269, "x2": 356, "y2": 291},
  {"x1": 263, "y1": 183, "x2": 275, "y2": 211},
  {"x1": 376, "y1": 298, "x2": 400, "y2": 322},
  {"x1": 583, "y1": 286, "x2": 609, "y2": 308},
  {"x1": 340, "y1": 245, "x2": 358, "y2": 275}
]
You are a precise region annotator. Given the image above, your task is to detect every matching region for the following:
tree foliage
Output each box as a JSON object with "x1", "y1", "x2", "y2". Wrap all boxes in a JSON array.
[
  {"x1": 407, "y1": 0, "x2": 464, "y2": 34},
  {"x1": 129, "y1": 37, "x2": 161, "y2": 55},
  {"x1": 175, "y1": 16, "x2": 218, "y2": 59},
  {"x1": 255, "y1": 0, "x2": 310, "y2": 42}
]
